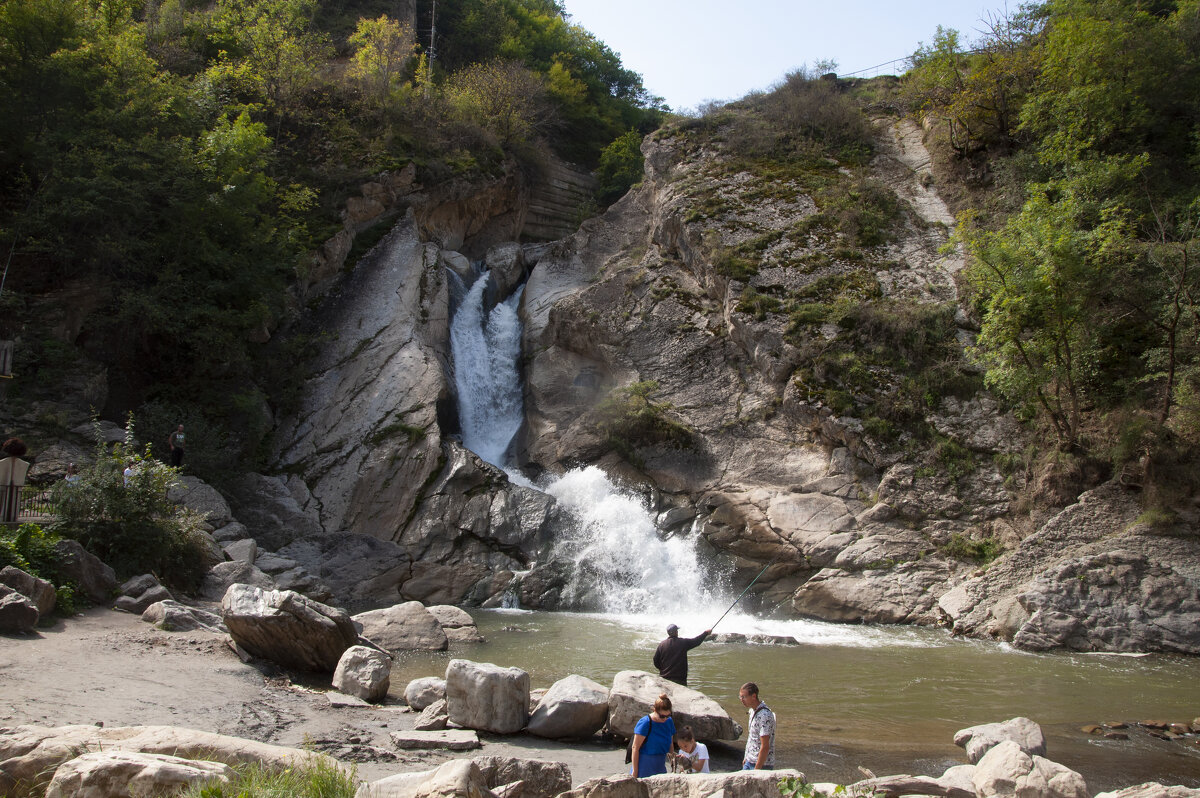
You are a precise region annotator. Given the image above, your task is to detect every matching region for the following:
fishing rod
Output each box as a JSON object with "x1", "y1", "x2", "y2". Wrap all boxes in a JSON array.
[{"x1": 710, "y1": 553, "x2": 783, "y2": 632}]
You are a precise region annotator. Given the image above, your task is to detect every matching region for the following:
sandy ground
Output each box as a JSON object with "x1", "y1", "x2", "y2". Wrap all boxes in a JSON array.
[{"x1": 0, "y1": 607, "x2": 745, "y2": 788}]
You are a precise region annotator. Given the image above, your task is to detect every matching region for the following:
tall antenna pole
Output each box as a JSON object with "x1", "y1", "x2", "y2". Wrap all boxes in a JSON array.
[{"x1": 423, "y1": 0, "x2": 436, "y2": 98}]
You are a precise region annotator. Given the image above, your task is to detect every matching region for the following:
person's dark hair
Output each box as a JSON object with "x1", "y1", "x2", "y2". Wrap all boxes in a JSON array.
[
  {"x1": 741, "y1": 681, "x2": 759, "y2": 698},
  {"x1": 653, "y1": 693, "x2": 673, "y2": 714},
  {"x1": 677, "y1": 726, "x2": 694, "y2": 742},
  {"x1": 2, "y1": 438, "x2": 27, "y2": 457}
]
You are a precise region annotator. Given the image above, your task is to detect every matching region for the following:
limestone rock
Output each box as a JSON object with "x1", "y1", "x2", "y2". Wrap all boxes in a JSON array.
[
  {"x1": 428, "y1": 604, "x2": 485, "y2": 643},
  {"x1": 51, "y1": 539, "x2": 116, "y2": 603},
  {"x1": 355, "y1": 601, "x2": 448, "y2": 652},
  {"x1": 0, "y1": 724, "x2": 338, "y2": 794},
  {"x1": 1094, "y1": 785, "x2": 1200, "y2": 798},
  {"x1": 0, "y1": 589, "x2": 39, "y2": 633},
  {"x1": 526, "y1": 674, "x2": 609, "y2": 739},
  {"x1": 212, "y1": 521, "x2": 252, "y2": 543},
  {"x1": 414, "y1": 698, "x2": 449, "y2": 731},
  {"x1": 221, "y1": 584, "x2": 359, "y2": 672},
  {"x1": 485, "y1": 242, "x2": 527, "y2": 298},
  {"x1": 333, "y1": 645, "x2": 393, "y2": 703},
  {"x1": 0, "y1": 565, "x2": 55, "y2": 615},
  {"x1": 954, "y1": 718, "x2": 1047, "y2": 764},
  {"x1": 1012, "y1": 551, "x2": 1200, "y2": 654},
  {"x1": 278, "y1": 533, "x2": 413, "y2": 608},
  {"x1": 608, "y1": 671, "x2": 740, "y2": 741},
  {"x1": 559, "y1": 769, "x2": 804, "y2": 798},
  {"x1": 224, "y1": 538, "x2": 258, "y2": 564},
  {"x1": 114, "y1": 584, "x2": 172, "y2": 615},
  {"x1": 141, "y1": 600, "x2": 226, "y2": 633},
  {"x1": 470, "y1": 756, "x2": 572, "y2": 798},
  {"x1": 225, "y1": 472, "x2": 323, "y2": 551},
  {"x1": 168, "y1": 476, "x2": 233, "y2": 527},
  {"x1": 357, "y1": 758, "x2": 487, "y2": 798},
  {"x1": 405, "y1": 677, "x2": 446, "y2": 710},
  {"x1": 791, "y1": 561, "x2": 954, "y2": 624},
  {"x1": 201, "y1": 560, "x2": 275, "y2": 602},
  {"x1": 44, "y1": 750, "x2": 235, "y2": 798},
  {"x1": 972, "y1": 740, "x2": 1088, "y2": 798},
  {"x1": 445, "y1": 658, "x2": 529, "y2": 734},
  {"x1": 388, "y1": 729, "x2": 482, "y2": 751}
]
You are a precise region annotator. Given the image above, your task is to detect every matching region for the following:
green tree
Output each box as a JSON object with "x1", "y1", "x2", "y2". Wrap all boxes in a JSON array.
[
  {"x1": 595, "y1": 129, "x2": 643, "y2": 205},
  {"x1": 348, "y1": 14, "x2": 415, "y2": 106},
  {"x1": 445, "y1": 59, "x2": 552, "y2": 146}
]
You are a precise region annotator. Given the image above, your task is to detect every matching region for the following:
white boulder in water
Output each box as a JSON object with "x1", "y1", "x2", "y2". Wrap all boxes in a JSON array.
[
  {"x1": 608, "y1": 670, "x2": 741, "y2": 740},
  {"x1": 445, "y1": 658, "x2": 529, "y2": 734}
]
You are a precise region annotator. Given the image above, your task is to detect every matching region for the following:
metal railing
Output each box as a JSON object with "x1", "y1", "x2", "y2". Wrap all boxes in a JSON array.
[{"x1": 1, "y1": 485, "x2": 54, "y2": 524}]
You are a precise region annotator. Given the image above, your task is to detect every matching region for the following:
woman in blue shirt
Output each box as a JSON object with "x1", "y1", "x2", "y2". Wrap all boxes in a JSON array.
[{"x1": 630, "y1": 693, "x2": 675, "y2": 777}]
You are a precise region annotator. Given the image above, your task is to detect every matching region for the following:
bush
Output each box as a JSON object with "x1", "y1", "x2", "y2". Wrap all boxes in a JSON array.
[
  {"x1": 49, "y1": 416, "x2": 210, "y2": 591},
  {"x1": 940, "y1": 533, "x2": 1004, "y2": 564},
  {"x1": 0, "y1": 524, "x2": 81, "y2": 613},
  {"x1": 594, "y1": 381, "x2": 693, "y2": 464}
]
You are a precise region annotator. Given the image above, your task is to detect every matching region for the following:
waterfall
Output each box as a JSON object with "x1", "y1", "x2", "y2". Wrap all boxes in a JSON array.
[
  {"x1": 449, "y1": 270, "x2": 525, "y2": 468},
  {"x1": 447, "y1": 266, "x2": 727, "y2": 619}
]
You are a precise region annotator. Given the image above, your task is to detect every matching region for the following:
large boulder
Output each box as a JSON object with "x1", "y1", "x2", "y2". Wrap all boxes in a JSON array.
[
  {"x1": 0, "y1": 588, "x2": 39, "y2": 633},
  {"x1": 0, "y1": 724, "x2": 338, "y2": 795},
  {"x1": 354, "y1": 601, "x2": 448, "y2": 652},
  {"x1": 954, "y1": 718, "x2": 1047, "y2": 764},
  {"x1": 1095, "y1": 785, "x2": 1200, "y2": 798},
  {"x1": 405, "y1": 677, "x2": 446, "y2": 710},
  {"x1": 220, "y1": 584, "x2": 358, "y2": 672},
  {"x1": 356, "y1": 758, "x2": 488, "y2": 798},
  {"x1": 0, "y1": 565, "x2": 56, "y2": 615},
  {"x1": 44, "y1": 750, "x2": 235, "y2": 798},
  {"x1": 141, "y1": 600, "x2": 226, "y2": 633},
  {"x1": 357, "y1": 756, "x2": 571, "y2": 798},
  {"x1": 201, "y1": 561, "x2": 275, "y2": 601},
  {"x1": 445, "y1": 658, "x2": 529, "y2": 734},
  {"x1": 167, "y1": 476, "x2": 234, "y2": 528},
  {"x1": 333, "y1": 645, "x2": 392, "y2": 703},
  {"x1": 427, "y1": 604, "x2": 485, "y2": 643},
  {"x1": 558, "y1": 770, "x2": 803, "y2": 798},
  {"x1": 972, "y1": 740, "x2": 1088, "y2": 798},
  {"x1": 608, "y1": 671, "x2": 741, "y2": 741},
  {"x1": 51, "y1": 539, "x2": 116, "y2": 603},
  {"x1": 527, "y1": 674, "x2": 609, "y2": 739},
  {"x1": 114, "y1": 583, "x2": 172, "y2": 615}
]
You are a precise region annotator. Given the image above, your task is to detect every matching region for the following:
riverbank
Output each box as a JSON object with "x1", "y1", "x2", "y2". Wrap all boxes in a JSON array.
[{"x1": 2, "y1": 607, "x2": 1198, "y2": 793}]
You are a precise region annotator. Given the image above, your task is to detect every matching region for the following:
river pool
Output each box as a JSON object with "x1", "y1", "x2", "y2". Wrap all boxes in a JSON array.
[{"x1": 389, "y1": 609, "x2": 1200, "y2": 792}]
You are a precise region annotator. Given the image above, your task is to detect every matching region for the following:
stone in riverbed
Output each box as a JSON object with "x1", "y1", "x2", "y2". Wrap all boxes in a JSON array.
[
  {"x1": 526, "y1": 674, "x2": 609, "y2": 739},
  {"x1": 954, "y1": 717, "x2": 1047, "y2": 764},
  {"x1": 972, "y1": 740, "x2": 1087, "y2": 798},
  {"x1": 445, "y1": 658, "x2": 529, "y2": 734},
  {"x1": 354, "y1": 601, "x2": 448, "y2": 652},
  {"x1": 333, "y1": 645, "x2": 392, "y2": 703},
  {"x1": 221, "y1": 584, "x2": 358, "y2": 672},
  {"x1": 388, "y1": 730, "x2": 481, "y2": 751},
  {"x1": 1094, "y1": 785, "x2": 1200, "y2": 798},
  {"x1": 414, "y1": 699, "x2": 449, "y2": 731},
  {"x1": 404, "y1": 676, "x2": 446, "y2": 710},
  {"x1": 141, "y1": 600, "x2": 226, "y2": 633},
  {"x1": 608, "y1": 670, "x2": 740, "y2": 741}
]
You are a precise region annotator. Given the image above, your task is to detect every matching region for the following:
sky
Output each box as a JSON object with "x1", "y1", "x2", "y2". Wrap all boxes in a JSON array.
[{"x1": 559, "y1": 0, "x2": 1014, "y2": 111}]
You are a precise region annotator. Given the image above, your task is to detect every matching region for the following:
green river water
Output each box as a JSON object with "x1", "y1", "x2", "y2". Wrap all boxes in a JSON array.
[{"x1": 390, "y1": 609, "x2": 1200, "y2": 792}]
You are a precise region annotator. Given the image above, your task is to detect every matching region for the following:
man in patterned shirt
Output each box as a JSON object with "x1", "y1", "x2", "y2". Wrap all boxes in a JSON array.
[{"x1": 739, "y1": 682, "x2": 775, "y2": 769}]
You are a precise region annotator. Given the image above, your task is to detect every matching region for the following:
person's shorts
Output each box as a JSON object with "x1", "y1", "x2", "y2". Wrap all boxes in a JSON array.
[{"x1": 742, "y1": 762, "x2": 773, "y2": 770}]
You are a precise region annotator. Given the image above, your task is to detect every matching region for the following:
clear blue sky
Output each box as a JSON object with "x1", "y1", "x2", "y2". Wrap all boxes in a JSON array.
[{"x1": 559, "y1": 0, "x2": 1012, "y2": 111}]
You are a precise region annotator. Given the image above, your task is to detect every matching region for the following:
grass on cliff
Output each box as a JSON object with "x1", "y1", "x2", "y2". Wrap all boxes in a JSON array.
[
  {"x1": 182, "y1": 758, "x2": 357, "y2": 798},
  {"x1": 593, "y1": 380, "x2": 694, "y2": 465}
]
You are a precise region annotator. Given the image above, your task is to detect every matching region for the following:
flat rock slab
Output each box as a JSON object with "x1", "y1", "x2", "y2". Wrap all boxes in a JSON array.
[
  {"x1": 327, "y1": 692, "x2": 372, "y2": 708},
  {"x1": 389, "y1": 730, "x2": 481, "y2": 751}
]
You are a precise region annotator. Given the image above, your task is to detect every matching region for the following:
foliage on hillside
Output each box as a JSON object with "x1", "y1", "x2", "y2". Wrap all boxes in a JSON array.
[
  {"x1": 906, "y1": 0, "x2": 1200, "y2": 512},
  {"x1": 0, "y1": 0, "x2": 660, "y2": 479}
]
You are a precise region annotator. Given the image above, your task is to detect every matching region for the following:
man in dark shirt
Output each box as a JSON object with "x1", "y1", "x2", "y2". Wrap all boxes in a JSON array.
[{"x1": 653, "y1": 624, "x2": 712, "y2": 685}]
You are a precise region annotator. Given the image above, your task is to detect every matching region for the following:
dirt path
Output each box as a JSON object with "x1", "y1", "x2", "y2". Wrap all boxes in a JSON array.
[{"x1": 0, "y1": 607, "x2": 670, "y2": 787}]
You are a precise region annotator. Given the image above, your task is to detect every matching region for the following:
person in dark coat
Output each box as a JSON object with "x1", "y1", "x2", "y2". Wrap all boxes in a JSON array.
[{"x1": 653, "y1": 624, "x2": 712, "y2": 685}]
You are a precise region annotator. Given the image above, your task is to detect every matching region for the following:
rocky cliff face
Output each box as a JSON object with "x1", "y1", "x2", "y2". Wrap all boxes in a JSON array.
[{"x1": 259, "y1": 114, "x2": 1200, "y2": 652}]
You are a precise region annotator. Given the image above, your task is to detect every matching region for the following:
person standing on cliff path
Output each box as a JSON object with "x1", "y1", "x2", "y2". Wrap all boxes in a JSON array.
[
  {"x1": 739, "y1": 681, "x2": 776, "y2": 770},
  {"x1": 167, "y1": 424, "x2": 185, "y2": 468},
  {"x1": 653, "y1": 623, "x2": 712, "y2": 686}
]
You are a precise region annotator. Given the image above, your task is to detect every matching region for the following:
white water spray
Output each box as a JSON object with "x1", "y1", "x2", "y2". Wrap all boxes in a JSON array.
[{"x1": 447, "y1": 267, "x2": 724, "y2": 618}]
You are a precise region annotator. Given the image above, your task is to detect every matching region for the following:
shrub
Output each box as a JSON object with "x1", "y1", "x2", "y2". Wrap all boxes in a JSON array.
[
  {"x1": 940, "y1": 533, "x2": 1004, "y2": 564},
  {"x1": 49, "y1": 416, "x2": 210, "y2": 591},
  {"x1": 0, "y1": 524, "x2": 81, "y2": 613},
  {"x1": 594, "y1": 381, "x2": 693, "y2": 464}
]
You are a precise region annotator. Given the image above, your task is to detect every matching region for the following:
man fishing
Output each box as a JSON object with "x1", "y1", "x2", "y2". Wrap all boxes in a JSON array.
[{"x1": 653, "y1": 624, "x2": 712, "y2": 685}]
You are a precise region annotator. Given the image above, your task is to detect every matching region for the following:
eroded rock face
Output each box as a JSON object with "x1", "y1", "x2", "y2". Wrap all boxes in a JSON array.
[
  {"x1": 221, "y1": 584, "x2": 359, "y2": 672},
  {"x1": 608, "y1": 671, "x2": 740, "y2": 741}
]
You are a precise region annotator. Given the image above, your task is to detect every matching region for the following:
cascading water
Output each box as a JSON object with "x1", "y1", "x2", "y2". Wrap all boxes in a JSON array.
[
  {"x1": 449, "y1": 270, "x2": 526, "y2": 468},
  {"x1": 447, "y1": 266, "x2": 726, "y2": 619}
]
